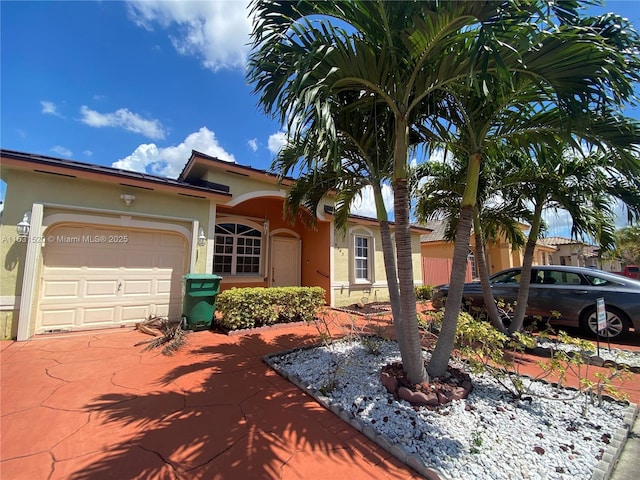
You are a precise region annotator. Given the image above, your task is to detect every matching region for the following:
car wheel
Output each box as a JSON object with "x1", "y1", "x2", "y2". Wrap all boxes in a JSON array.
[{"x1": 580, "y1": 305, "x2": 631, "y2": 340}]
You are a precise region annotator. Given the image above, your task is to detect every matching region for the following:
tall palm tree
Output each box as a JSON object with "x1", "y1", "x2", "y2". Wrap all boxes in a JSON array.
[
  {"x1": 504, "y1": 145, "x2": 640, "y2": 334},
  {"x1": 413, "y1": 152, "x2": 528, "y2": 334},
  {"x1": 249, "y1": 0, "x2": 515, "y2": 384},
  {"x1": 274, "y1": 94, "x2": 411, "y2": 354},
  {"x1": 248, "y1": 0, "x2": 639, "y2": 380}
]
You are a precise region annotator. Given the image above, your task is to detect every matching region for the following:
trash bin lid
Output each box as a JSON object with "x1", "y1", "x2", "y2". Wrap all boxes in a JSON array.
[{"x1": 183, "y1": 273, "x2": 222, "y2": 280}]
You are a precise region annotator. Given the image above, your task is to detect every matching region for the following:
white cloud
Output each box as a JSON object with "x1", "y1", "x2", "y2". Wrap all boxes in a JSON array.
[
  {"x1": 247, "y1": 138, "x2": 258, "y2": 152},
  {"x1": 350, "y1": 184, "x2": 394, "y2": 220},
  {"x1": 111, "y1": 126, "x2": 235, "y2": 178},
  {"x1": 79, "y1": 105, "x2": 166, "y2": 140},
  {"x1": 83, "y1": 150, "x2": 93, "y2": 157},
  {"x1": 50, "y1": 145, "x2": 72, "y2": 158},
  {"x1": 41, "y1": 100, "x2": 63, "y2": 118},
  {"x1": 268, "y1": 131, "x2": 287, "y2": 155},
  {"x1": 126, "y1": 0, "x2": 252, "y2": 71}
]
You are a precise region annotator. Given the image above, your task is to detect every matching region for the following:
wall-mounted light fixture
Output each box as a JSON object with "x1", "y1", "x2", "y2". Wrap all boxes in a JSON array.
[
  {"x1": 198, "y1": 226, "x2": 207, "y2": 246},
  {"x1": 120, "y1": 194, "x2": 136, "y2": 206},
  {"x1": 263, "y1": 219, "x2": 270, "y2": 233},
  {"x1": 17, "y1": 212, "x2": 31, "y2": 239}
]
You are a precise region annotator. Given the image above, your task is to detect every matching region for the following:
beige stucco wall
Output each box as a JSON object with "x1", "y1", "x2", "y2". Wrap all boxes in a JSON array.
[
  {"x1": 332, "y1": 223, "x2": 423, "y2": 307},
  {"x1": 207, "y1": 170, "x2": 283, "y2": 199},
  {"x1": 0, "y1": 168, "x2": 212, "y2": 339}
]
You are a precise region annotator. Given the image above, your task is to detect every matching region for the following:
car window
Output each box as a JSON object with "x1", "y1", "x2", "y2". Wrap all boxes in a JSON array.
[
  {"x1": 541, "y1": 270, "x2": 585, "y2": 286},
  {"x1": 584, "y1": 274, "x2": 624, "y2": 287},
  {"x1": 492, "y1": 271, "x2": 521, "y2": 284}
]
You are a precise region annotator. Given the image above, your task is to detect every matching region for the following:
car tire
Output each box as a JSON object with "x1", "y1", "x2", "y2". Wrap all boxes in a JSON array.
[{"x1": 580, "y1": 305, "x2": 631, "y2": 340}]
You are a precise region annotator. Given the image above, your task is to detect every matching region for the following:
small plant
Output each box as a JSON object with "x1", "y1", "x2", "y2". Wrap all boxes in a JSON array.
[
  {"x1": 470, "y1": 430, "x2": 483, "y2": 454},
  {"x1": 319, "y1": 377, "x2": 339, "y2": 395},
  {"x1": 415, "y1": 285, "x2": 435, "y2": 300},
  {"x1": 361, "y1": 335, "x2": 385, "y2": 355}
]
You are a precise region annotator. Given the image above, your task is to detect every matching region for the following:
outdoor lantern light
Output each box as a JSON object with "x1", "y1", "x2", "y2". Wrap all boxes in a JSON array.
[
  {"x1": 17, "y1": 211, "x2": 31, "y2": 239},
  {"x1": 263, "y1": 219, "x2": 269, "y2": 233},
  {"x1": 198, "y1": 226, "x2": 207, "y2": 246}
]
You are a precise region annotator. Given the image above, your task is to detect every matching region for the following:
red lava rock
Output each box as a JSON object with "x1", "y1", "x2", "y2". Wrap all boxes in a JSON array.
[
  {"x1": 380, "y1": 361, "x2": 472, "y2": 409},
  {"x1": 534, "y1": 446, "x2": 545, "y2": 455},
  {"x1": 398, "y1": 387, "x2": 439, "y2": 406},
  {"x1": 601, "y1": 433, "x2": 611, "y2": 444},
  {"x1": 380, "y1": 371, "x2": 399, "y2": 392}
]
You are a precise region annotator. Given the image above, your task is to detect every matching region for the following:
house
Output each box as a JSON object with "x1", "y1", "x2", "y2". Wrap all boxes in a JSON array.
[
  {"x1": 536, "y1": 237, "x2": 622, "y2": 271},
  {"x1": 0, "y1": 149, "x2": 428, "y2": 340},
  {"x1": 421, "y1": 219, "x2": 556, "y2": 286}
]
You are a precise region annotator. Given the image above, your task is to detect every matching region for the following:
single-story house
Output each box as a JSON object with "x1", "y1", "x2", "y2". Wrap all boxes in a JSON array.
[
  {"x1": 536, "y1": 237, "x2": 618, "y2": 270},
  {"x1": 421, "y1": 218, "x2": 557, "y2": 286},
  {"x1": 0, "y1": 148, "x2": 428, "y2": 340}
]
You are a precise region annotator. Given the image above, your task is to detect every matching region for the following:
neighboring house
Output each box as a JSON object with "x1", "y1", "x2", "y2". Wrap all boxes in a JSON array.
[
  {"x1": 537, "y1": 237, "x2": 623, "y2": 272},
  {"x1": 421, "y1": 219, "x2": 556, "y2": 286},
  {"x1": 537, "y1": 237, "x2": 597, "y2": 268},
  {"x1": 0, "y1": 149, "x2": 428, "y2": 340}
]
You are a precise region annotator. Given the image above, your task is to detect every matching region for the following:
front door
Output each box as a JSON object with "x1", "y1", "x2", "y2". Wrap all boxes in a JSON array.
[{"x1": 270, "y1": 236, "x2": 301, "y2": 287}]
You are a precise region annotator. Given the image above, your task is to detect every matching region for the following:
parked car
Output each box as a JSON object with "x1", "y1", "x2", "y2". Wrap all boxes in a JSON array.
[
  {"x1": 612, "y1": 265, "x2": 640, "y2": 280},
  {"x1": 431, "y1": 265, "x2": 640, "y2": 340}
]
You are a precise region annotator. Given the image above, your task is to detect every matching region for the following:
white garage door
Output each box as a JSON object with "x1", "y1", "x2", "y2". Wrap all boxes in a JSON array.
[{"x1": 36, "y1": 224, "x2": 187, "y2": 333}]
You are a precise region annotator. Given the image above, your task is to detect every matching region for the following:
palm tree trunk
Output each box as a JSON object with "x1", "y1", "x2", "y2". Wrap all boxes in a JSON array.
[
  {"x1": 473, "y1": 209, "x2": 508, "y2": 334},
  {"x1": 373, "y1": 183, "x2": 406, "y2": 353},
  {"x1": 428, "y1": 152, "x2": 481, "y2": 377},
  {"x1": 393, "y1": 116, "x2": 427, "y2": 385},
  {"x1": 508, "y1": 201, "x2": 543, "y2": 334}
]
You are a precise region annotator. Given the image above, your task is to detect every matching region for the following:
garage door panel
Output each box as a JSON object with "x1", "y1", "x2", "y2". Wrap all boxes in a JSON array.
[
  {"x1": 40, "y1": 309, "x2": 77, "y2": 328},
  {"x1": 129, "y1": 231, "x2": 155, "y2": 246},
  {"x1": 83, "y1": 307, "x2": 118, "y2": 324},
  {"x1": 157, "y1": 279, "x2": 172, "y2": 294},
  {"x1": 122, "y1": 280, "x2": 152, "y2": 295},
  {"x1": 160, "y1": 233, "x2": 186, "y2": 247},
  {"x1": 87, "y1": 253, "x2": 123, "y2": 268},
  {"x1": 85, "y1": 280, "x2": 119, "y2": 296},
  {"x1": 37, "y1": 224, "x2": 188, "y2": 334},
  {"x1": 121, "y1": 305, "x2": 151, "y2": 322},
  {"x1": 45, "y1": 252, "x2": 86, "y2": 268},
  {"x1": 42, "y1": 280, "x2": 79, "y2": 298}
]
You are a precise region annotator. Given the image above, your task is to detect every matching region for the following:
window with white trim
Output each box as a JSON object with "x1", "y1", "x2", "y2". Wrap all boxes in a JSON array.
[
  {"x1": 354, "y1": 235, "x2": 370, "y2": 281},
  {"x1": 213, "y1": 223, "x2": 262, "y2": 275}
]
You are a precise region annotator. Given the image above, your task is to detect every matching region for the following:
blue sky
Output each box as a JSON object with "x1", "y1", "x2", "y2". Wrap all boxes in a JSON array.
[{"x1": 1, "y1": 1, "x2": 639, "y2": 231}]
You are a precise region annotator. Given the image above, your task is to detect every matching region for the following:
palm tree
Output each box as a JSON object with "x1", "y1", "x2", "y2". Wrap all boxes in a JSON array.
[
  {"x1": 413, "y1": 152, "x2": 528, "y2": 334},
  {"x1": 504, "y1": 145, "x2": 640, "y2": 334},
  {"x1": 274, "y1": 94, "x2": 410, "y2": 354},
  {"x1": 248, "y1": 0, "x2": 640, "y2": 380},
  {"x1": 249, "y1": 0, "x2": 515, "y2": 384}
]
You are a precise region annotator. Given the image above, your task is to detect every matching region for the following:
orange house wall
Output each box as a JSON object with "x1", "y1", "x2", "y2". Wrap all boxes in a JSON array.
[
  {"x1": 300, "y1": 221, "x2": 331, "y2": 304},
  {"x1": 216, "y1": 197, "x2": 331, "y2": 304}
]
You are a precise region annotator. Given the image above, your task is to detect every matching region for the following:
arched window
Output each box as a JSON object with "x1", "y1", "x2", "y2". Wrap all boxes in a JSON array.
[{"x1": 213, "y1": 223, "x2": 262, "y2": 275}]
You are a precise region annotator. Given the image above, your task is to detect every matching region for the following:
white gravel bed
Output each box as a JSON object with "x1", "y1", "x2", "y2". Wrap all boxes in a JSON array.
[
  {"x1": 536, "y1": 339, "x2": 640, "y2": 368},
  {"x1": 268, "y1": 339, "x2": 632, "y2": 480}
]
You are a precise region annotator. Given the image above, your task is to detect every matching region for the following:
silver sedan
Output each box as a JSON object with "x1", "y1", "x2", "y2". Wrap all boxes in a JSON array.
[{"x1": 431, "y1": 265, "x2": 640, "y2": 340}]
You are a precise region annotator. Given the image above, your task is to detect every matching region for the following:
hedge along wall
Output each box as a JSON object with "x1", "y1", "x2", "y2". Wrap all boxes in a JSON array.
[{"x1": 216, "y1": 286, "x2": 326, "y2": 330}]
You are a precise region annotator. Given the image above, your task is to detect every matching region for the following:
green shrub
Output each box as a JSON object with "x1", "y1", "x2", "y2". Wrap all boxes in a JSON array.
[
  {"x1": 216, "y1": 286, "x2": 326, "y2": 330},
  {"x1": 415, "y1": 285, "x2": 434, "y2": 300}
]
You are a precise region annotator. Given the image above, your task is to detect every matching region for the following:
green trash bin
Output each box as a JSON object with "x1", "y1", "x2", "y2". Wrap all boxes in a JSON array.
[{"x1": 182, "y1": 273, "x2": 222, "y2": 330}]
